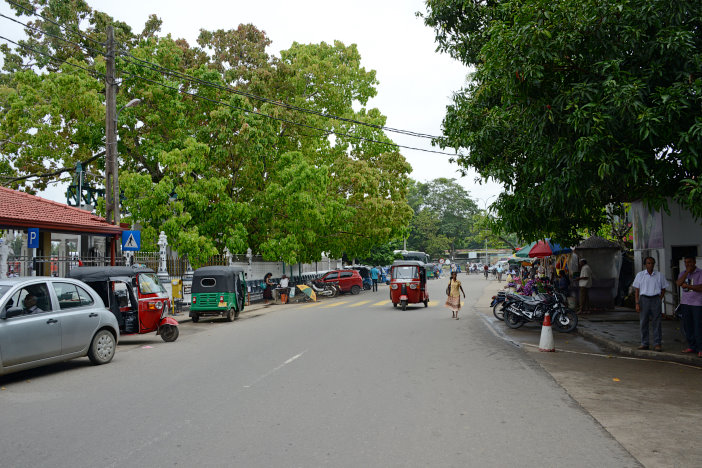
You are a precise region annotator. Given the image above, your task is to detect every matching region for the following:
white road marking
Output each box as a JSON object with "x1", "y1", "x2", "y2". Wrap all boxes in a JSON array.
[{"x1": 243, "y1": 351, "x2": 307, "y2": 388}]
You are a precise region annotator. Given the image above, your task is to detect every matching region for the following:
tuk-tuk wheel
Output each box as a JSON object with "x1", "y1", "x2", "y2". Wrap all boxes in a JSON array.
[
  {"x1": 160, "y1": 324, "x2": 179, "y2": 342},
  {"x1": 401, "y1": 300, "x2": 407, "y2": 311},
  {"x1": 191, "y1": 313, "x2": 199, "y2": 323},
  {"x1": 424, "y1": 300, "x2": 428, "y2": 308},
  {"x1": 226, "y1": 308, "x2": 235, "y2": 322},
  {"x1": 393, "y1": 302, "x2": 397, "y2": 308}
]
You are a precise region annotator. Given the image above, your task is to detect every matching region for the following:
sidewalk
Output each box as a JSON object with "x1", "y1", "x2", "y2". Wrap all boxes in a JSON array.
[
  {"x1": 576, "y1": 308, "x2": 702, "y2": 366},
  {"x1": 483, "y1": 278, "x2": 702, "y2": 368}
]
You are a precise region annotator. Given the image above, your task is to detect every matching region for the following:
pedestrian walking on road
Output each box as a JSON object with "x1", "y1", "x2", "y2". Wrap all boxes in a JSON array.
[
  {"x1": 633, "y1": 257, "x2": 668, "y2": 351},
  {"x1": 676, "y1": 256, "x2": 702, "y2": 357},
  {"x1": 577, "y1": 259, "x2": 592, "y2": 314},
  {"x1": 370, "y1": 265, "x2": 380, "y2": 292},
  {"x1": 445, "y1": 271, "x2": 465, "y2": 320},
  {"x1": 483, "y1": 264, "x2": 489, "y2": 280},
  {"x1": 496, "y1": 264, "x2": 504, "y2": 282}
]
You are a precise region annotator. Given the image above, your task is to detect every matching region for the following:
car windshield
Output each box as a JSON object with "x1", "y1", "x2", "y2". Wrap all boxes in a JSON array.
[
  {"x1": 393, "y1": 266, "x2": 418, "y2": 280},
  {"x1": 138, "y1": 273, "x2": 166, "y2": 294}
]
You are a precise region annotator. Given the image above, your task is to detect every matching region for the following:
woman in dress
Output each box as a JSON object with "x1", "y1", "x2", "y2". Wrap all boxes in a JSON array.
[
  {"x1": 445, "y1": 271, "x2": 466, "y2": 320},
  {"x1": 263, "y1": 272, "x2": 274, "y2": 305}
]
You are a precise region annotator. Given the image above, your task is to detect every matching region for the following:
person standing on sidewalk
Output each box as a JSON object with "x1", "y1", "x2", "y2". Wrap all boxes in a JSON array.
[
  {"x1": 633, "y1": 257, "x2": 668, "y2": 351},
  {"x1": 370, "y1": 266, "x2": 379, "y2": 292},
  {"x1": 676, "y1": 256, "x2": 702, "y2": 357},
  {"x1": 578, "y1": 259, "x2": 593, "y2": 314}
]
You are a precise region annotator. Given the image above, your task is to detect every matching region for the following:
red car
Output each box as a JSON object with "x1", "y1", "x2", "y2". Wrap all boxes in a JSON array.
[{"x1": 318, "y1": 269, "x2": 363, "y2": 294}]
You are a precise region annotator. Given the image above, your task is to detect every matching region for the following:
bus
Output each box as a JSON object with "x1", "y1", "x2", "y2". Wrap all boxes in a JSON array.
[{"x1": 394, "y1": 250, "x2": 430, "y2": 263}]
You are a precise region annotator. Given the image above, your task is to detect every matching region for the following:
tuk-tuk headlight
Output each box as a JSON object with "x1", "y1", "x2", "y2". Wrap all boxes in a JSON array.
[
  {"x1": 154, "y1": 301, "x2": 163, "y2": 310},
  {"x1": 409, "y1": 283, "x2": 418, "y2": 290},
  {"x1": 391, "y1": 284, "x2": 398, "y2": 290}
]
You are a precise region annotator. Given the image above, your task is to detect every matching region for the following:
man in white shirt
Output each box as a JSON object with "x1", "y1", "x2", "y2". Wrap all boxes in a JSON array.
[
  {"x1": 632, "y1": 256, "x2": 668, "y2": 351},
  {"x1": 578, "y1": 259, "x2": 593, "y2": 314}
]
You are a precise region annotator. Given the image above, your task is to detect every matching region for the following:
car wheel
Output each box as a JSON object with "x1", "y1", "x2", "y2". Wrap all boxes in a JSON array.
[
  {"x1": 88, "y1": 330, "x2": 116, "y2": 365},
  {"x1": 160, "y1": 324, "x2": 179, "y2": 342},
  {"x1": 351, "y1": 285, "x2": 361, "y2": 295}
]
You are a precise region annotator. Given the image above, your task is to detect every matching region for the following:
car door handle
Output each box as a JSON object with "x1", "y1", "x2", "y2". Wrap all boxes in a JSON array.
[
  {"x1": 46, "y1": 318, "x2": 58, "y2": 324},
  {"x1": 89, "y1": 313, "x2": 98, "y2": 317}
]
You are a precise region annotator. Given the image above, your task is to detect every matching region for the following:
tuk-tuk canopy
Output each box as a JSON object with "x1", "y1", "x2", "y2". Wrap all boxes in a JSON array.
[
  {"x1": 391, "y1": 260, "x2": 426, "y2": 268},
  {"x1": 191, "y1": 266, "x2": 245, "y2": 294},
  {"x1": 68, "y1": 265, "x2": 155, "y2": 282}
]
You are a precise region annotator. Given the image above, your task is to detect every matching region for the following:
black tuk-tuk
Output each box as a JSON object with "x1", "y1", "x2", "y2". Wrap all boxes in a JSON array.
[
  {"x1": 68, "y1": 265, "x2": 178, "y2": 342},
  {"x1": 190, "y1": 266, "x2": 247, "y2": 322}
]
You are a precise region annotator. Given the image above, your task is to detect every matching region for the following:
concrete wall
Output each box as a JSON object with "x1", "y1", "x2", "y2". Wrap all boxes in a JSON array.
[{"x1": 633, "y1": 199, "x2": 702, "y2": 315}]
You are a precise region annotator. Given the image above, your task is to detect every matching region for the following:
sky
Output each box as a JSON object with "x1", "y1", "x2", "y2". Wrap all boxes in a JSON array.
[{"x1": 1, "y1": 0, "x2": 503, "y2": 207}]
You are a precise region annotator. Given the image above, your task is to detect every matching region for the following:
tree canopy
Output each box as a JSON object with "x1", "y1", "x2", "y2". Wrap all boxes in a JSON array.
[
  {"x1": 0, "y1": 1, "x2": 413, "y2": 265},
  {"x1": 407, "y1": 178, "x2": 478, "y2": 257},
  {"x1": 423, "y1": 0, "x2": 702, "y2": 245}
]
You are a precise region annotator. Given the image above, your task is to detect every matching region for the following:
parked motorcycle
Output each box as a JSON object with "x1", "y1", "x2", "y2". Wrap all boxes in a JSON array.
[
  {"x1": 490, "y1": 290, "x2": 506, "y2": 321},
  {"x1": 500, "y1": 289, "x2": 578, "y2": 333},
  {"x1": 308, "y1": 280, "x2": 340, "y2": 298}
]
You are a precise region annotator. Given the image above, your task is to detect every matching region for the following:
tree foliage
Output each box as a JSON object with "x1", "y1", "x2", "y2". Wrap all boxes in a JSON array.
[
  {"x1": 407, "y1": 178, "x2": 478, "y2": 256},
  {"x1": 423, "y1": 0, "x2": 702, "y2": 245},
  {"x1": 0, "y1": 1, "x2": 413, "y2": 265}
]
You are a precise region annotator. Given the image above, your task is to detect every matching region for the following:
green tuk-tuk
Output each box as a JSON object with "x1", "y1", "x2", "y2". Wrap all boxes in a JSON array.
[{"x1": 190, "y1": 266, "x2": 246, "y2": 322}]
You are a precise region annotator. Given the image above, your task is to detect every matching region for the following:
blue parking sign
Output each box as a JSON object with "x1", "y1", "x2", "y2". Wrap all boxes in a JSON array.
[
  {"x1": 28, "y1": 228, "x2": 39, "y2": 248},
  {"x1": 122, "y1": 230, "x2": 141, "y2": 251}
]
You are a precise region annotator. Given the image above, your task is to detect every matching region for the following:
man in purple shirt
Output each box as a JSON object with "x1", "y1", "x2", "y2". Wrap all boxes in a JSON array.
[{"x1": 676, "y1": 256, "x2": 702, "y2": 357}]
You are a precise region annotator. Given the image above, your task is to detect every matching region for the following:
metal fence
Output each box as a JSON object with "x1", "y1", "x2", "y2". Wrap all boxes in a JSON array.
[{"x1": 2, "y1": 252, "x2": 343, "y2": 304}]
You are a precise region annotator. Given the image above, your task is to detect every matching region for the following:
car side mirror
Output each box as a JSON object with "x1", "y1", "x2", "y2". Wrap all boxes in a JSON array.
[{"x1": 3, "y1": 306, "x2": 24, "y2": 319}]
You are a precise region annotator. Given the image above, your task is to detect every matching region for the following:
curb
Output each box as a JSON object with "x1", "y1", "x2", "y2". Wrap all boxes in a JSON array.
[{"x1": 577, "y1": 324, "x2": 702, "y2": 368}]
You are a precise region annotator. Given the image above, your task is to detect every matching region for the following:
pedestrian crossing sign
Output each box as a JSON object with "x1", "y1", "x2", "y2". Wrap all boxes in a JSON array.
[{"x1": 122, "y1": 230, "x2": 141, "y2": 251}]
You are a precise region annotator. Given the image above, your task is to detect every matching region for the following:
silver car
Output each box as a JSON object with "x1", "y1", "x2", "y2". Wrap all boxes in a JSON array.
[{"x1": 0, "y1": 277, "x2": 119, "y2": 376}]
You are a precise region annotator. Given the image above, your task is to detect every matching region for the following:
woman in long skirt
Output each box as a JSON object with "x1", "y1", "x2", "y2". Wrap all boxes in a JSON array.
[{"x1": 445, "y1": 271, "x2": 466, "y2": 319}]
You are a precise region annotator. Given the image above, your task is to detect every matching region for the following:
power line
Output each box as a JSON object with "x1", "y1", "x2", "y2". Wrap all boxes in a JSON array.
[
  {"x1": 5, "y1": 0, "x2": 105, "y2": 49},
  {"x1": 0, "y1": 34, "x2": 104, "y2": 79},
  {"x1": 0, "y1": 19, "x2": 460, "y2": 157},
  {"x1": 118, "y1": 65, "x2": 459, "y2": 156},
  {"x1": 5, "y1": 0, "x2": 444, "y2": 141},
  {"x1": 118, "y1": 49, "x2": 441, "y2": 140},
  {"x1": 0, "y1": 12, "x2": 105, "y2": 57}
]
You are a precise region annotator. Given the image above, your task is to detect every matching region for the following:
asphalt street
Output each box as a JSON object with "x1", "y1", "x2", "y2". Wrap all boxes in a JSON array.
[{"x1": 1, "y1": 276, "x2": 639, "y2": 467}]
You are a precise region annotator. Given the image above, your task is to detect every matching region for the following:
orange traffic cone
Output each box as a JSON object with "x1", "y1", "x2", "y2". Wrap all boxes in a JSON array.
[{"x1": 538, "y1": 311, "x2": 555, "y2": 352}]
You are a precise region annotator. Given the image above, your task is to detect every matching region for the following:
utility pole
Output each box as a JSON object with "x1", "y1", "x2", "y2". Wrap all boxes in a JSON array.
[{"x1": 105, "y1": 25, "x2": 118, "y2": 226}]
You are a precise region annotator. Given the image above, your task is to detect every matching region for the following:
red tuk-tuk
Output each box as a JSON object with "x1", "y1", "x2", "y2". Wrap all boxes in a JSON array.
[
  {"x1": 389, "y1": 260, "x2": 429, "y2": 310},
  {"x1": 68, "y1": 266, "x2": 179, "y2": 342}
]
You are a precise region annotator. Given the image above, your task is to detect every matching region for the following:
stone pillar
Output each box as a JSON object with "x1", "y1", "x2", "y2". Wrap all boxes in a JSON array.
[
  {"x1": 224, "y1": 247, "x2": 234, "y2": 267},
  {"x1": 157, "y1": 231, "x2": 172, "y2": 301},
  {"x1": 0, "y1": 236, "x2": 9, "y2": 279},
  {"x1": 182, "y1": 254, "x2": 194, "y2": 305}
]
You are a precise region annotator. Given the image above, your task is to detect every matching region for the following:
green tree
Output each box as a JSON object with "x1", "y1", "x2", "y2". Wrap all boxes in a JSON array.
[
  {"x1": 407, "y1": 178, "x2": 478, "y2": 256},
  {"x1": 0, "y1": 2, "x2": 413, "y2": 265},
  {"x1": 423, "y1": 0, "x2": 702, "y2": 245}
]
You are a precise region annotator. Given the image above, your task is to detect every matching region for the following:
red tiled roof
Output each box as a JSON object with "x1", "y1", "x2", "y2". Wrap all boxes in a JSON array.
[{"x1": 0, "y1": 186, "x2": 124, "y2": 235}]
